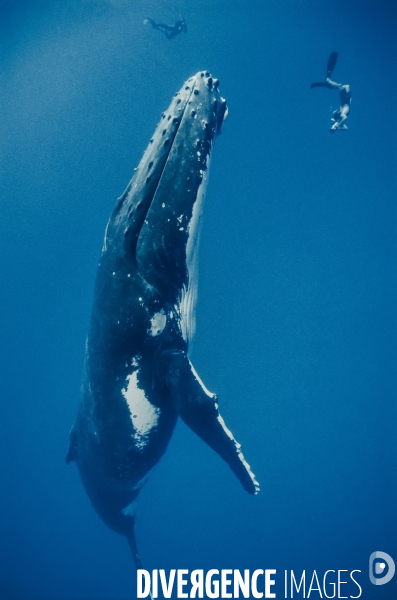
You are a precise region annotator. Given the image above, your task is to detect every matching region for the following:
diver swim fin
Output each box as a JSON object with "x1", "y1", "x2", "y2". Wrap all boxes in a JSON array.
[
  {"x1": 327, "y1": 51, "x2": 338, "y2": 77},
  {"x1": 161, "y1": 348, "x2": 260, "y2": 495}
]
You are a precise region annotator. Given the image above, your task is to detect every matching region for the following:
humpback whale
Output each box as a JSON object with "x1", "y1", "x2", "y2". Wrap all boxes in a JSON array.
[{"x1": 67, "y1": 71, "x2": 259, "y2": 569}]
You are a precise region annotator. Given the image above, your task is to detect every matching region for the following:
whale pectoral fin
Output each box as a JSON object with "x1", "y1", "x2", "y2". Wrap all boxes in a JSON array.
[{"x1": 161, "y1": 349, "x2": 260, "y2": 495}]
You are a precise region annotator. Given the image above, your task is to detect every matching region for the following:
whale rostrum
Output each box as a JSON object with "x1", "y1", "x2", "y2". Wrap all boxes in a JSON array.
[{"x1": 67, "y1": 71, "x2": 259, "y2": 570}]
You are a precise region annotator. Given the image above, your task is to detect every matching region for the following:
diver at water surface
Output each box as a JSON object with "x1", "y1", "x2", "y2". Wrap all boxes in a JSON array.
[
  {"x1": 144, "y1": 16, "x2": 187, "y2": 39},
  {"x1": 311, "y1": 52, "x2": 351, "y2": 133}
]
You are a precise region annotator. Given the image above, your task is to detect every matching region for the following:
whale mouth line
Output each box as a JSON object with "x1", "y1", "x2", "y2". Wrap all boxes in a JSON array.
[
  {"x1": 109, "y1": 71, "x2": 226, "y2": 269},
  {"x1": 133, "y1": 104, "x2": 191, "y2": 257},
  {"x1": 140, "y1": 74, "x2": 225, "y2": 222},
  {"x1": 139, "y1": 85, "x2": 194, "y2": 215},
  {"x1": 114, "y1": 80, "x2": 198, "y2": 248}
]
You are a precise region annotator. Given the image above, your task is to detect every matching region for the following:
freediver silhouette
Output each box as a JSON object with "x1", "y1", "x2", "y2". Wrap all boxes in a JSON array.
[
  {"x1": 311, "y1": 52, "x2": 352, "y2": 133},
  {"x1": 144, "y1": 16, "x2": 187, "y2": 39}
]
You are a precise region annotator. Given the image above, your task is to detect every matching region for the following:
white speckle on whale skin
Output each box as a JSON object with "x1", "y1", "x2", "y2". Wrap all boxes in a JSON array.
[
  {"x1": 162, "y1": 203, "x2": 165, "y2": 208},
  {"x1": 121, "y1": 372, "x2": 160, "y2": 447},
  {"x1": 179, "y1": 227, "x2": 184, "y2": 231},
  {"x1": 149, "y1": 311, "x2": 167, "y2": 336},
  {"x1": 112, "y1": 272, "x2": 115, "y2": 276}
]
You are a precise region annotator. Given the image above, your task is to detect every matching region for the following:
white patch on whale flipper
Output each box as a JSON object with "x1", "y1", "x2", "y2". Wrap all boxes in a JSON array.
[
  {"x1": 122, "y1": 372, "x2": 160, "y2": 448},
  {"x1": 189, "y1": 359, "x2": 215, "y2": 398},
  {"x1": 216, "y1": 414, "x2": 260, "y2": 494},
  {"x1": 149, "y1": 311, "x2": 167, "y2": 336}
]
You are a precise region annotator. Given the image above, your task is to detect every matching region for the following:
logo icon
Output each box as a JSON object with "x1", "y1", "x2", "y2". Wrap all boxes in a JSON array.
[{"x1": 369, "y1": 551, "x2": 395, "y2": 585}]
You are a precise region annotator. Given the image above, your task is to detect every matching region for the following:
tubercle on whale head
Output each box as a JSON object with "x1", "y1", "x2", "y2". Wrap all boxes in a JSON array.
[
  {"x1": 120, "y1": 71, "x2": 225, "y2": 190},
  {"x1": 148, "y1": 70, "x2": 227, "y2": 171},
  {"x1": 194, "y1": 70, "x2": 228, "y2": 136}
]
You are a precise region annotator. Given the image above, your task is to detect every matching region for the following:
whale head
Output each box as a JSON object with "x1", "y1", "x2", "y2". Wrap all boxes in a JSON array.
[{"x1": 105, "y1": 71, "x2": 227, "y2": 342}]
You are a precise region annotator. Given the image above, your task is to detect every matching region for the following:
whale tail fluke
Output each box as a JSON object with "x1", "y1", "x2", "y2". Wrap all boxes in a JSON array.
[
  {"x1": 126, "y1": 531, "x2": 154, "y2": 600},
  {"x1": 126, "y1": 529, "x2": 142, "y2": 570},
  {"x1": 161, "y1": 349, "x2": 260, "y2": 496}
]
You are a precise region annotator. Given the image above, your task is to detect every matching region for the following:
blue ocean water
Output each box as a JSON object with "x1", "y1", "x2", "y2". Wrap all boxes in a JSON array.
[{"x1": 1, "y1": 0, "x2": 396, "y2": 598}]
